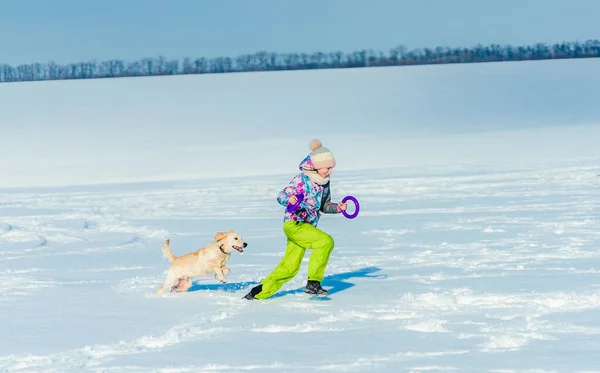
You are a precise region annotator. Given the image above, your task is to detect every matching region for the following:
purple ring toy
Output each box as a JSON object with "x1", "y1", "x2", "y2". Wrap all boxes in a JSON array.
[
  {"x1": 341, "y1": 195, "x2": 360, "y2": 219},
  {"x1": 286, "y1": 192, "x2": 305, "y2": 212}
]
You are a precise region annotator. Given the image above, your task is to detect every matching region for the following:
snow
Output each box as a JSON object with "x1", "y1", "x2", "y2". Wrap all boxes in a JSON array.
[{"x1": 2, "y1": 58, "x2": 600, "y2": 372}]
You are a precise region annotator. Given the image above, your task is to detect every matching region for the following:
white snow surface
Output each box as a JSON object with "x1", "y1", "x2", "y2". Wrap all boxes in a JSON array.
[{"x1": 2, "y1": 58, "x2": 600, "y2": 372}]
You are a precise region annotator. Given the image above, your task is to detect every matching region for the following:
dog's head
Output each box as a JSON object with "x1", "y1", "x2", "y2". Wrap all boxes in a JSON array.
[{"x1": 215, "y1": 229, "x2": 247, "y2": 253}]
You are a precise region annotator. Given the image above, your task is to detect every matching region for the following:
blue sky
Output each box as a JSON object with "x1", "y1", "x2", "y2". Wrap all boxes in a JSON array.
[{"x1": 1, "y1": 0, "x2": 599, "y2": 65}]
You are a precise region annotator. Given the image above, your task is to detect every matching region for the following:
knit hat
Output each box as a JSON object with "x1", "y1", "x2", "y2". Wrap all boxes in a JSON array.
[{"x1": 308, "y1": 139, "x2": 336, "y2": 169}]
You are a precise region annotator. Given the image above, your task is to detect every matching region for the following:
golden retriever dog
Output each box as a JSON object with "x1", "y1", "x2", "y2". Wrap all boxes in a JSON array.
[{"x1": 156, "y1": 229, "x2": 247, "y2": 294}]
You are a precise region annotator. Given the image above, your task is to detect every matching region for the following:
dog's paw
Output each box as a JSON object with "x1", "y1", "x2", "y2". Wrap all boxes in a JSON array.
[{"x1": 165, "y1": 239, "x2": 170, "y2": 245}]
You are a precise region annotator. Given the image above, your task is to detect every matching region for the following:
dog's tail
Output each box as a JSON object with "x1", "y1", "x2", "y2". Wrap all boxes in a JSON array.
[{"x1": 162, "y1": 239, "x2": 177, "y2": 262}]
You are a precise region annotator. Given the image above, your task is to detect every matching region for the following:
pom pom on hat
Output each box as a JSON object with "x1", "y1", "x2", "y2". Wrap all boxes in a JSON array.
[
  {"x1": 308, "y1": 138, "x2": 335, "y2": 169},
  {"x1": 309, "y1": 139, "x2": 322, "y2": 151}
]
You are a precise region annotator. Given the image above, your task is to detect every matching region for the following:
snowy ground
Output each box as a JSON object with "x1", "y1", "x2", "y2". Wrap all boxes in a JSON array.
[{"x1": 2, "y1": 154, "x2": 600, "y2": 372}]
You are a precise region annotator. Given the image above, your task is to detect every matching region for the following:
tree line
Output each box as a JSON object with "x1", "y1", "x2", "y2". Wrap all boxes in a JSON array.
[{"x1": 1, "y1": 39, "x2": 599, "y2": 84}]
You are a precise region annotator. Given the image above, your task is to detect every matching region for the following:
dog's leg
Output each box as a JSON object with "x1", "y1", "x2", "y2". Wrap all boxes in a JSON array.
[
  {"x1": 171, "y1": 277, "x2": 185, "y2": 292},
  {"x1": 172, "y1": 276, "x2": 192, "y2": 292},
  {"x1": 213, "y1": 267, "x2": 227, "y2": 283},
  {"x1": 222, "y1": 267, "x2": 230, "y2": 276},
  {"x1": 157, "y1": 271, "x2": 179, "y2": 294},
  {"x1": 181, "y1": 277, "x2": 193, "y2": 291}
]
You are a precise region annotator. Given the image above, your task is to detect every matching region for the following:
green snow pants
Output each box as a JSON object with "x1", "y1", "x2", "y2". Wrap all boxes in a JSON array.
[{"x1": 254, "y1": 221, "x2": 335, "y2": 300}]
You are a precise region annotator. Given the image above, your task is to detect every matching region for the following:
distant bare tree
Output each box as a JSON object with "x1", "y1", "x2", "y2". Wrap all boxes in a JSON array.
[{"x1": 1, "y1": 39, "x2": 599, "y2": 84}]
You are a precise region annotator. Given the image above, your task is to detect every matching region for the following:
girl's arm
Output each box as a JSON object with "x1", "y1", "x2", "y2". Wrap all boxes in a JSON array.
[
  {"x1": 321, "y1": 185, "x2": 341, "y2": 214},
  {"x1": 277, "y1": 174, "x2": 303, "y2": 207}
]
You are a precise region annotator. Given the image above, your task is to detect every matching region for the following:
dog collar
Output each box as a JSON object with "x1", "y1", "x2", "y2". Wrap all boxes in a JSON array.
[{"x1": 219, "y1": 245, "x2": 230, "y2": 255}]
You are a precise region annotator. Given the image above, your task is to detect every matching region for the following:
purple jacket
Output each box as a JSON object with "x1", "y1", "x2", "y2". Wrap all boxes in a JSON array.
[{"x1": 277, "y1": 155, "x2": 339, "y2": 226}]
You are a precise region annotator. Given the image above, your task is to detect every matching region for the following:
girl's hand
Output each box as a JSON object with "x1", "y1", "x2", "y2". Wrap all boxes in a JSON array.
[
  {"x1": 289, "y1": 195, "x2": 298, "y2": 205},
  {"x1": 337, "y1": 202, "x2": 347, "y2": 211}
]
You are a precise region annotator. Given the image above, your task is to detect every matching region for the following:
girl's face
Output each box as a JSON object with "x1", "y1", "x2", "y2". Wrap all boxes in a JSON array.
[{"x1": 317, "y1": 167, "x2": 333, "y2": 178}]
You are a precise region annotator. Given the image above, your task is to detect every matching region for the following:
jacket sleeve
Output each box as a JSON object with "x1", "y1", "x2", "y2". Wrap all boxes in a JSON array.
[
  {"x1": 277, "y1": 174, "x2": 302, "y2": 207},
  {"x1": 320, "y1": 184, "x2": 340, "y2": 214}
]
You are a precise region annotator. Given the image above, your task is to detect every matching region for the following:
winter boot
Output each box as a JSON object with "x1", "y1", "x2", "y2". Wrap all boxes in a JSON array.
[
  {"x1": 243, "y1": 284, "x2": 263, "y2": 300},
  {"x1": 304, "y1": 280, "x2": 328, "y2": 295}
]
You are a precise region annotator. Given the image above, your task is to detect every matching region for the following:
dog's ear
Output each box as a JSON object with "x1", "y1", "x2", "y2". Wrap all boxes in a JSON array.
[{"x1": 215, "y1": 231, "x2": 227, "y2": 241}]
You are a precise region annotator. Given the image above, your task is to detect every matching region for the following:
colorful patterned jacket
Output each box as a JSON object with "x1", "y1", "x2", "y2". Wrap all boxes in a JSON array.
[{"x1": 277, "y1": 155, "x2": 340, "y2": 226}]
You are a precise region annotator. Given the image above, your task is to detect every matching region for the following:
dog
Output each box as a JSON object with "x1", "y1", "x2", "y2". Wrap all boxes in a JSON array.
[{"x1": 156, "y1": 229, "x2": 247, "y2": 294}]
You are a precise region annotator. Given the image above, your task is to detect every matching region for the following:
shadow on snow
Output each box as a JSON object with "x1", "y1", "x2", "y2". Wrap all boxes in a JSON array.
[{"x1": 187, "y1": 266, "x2": 386, "y2": 300}]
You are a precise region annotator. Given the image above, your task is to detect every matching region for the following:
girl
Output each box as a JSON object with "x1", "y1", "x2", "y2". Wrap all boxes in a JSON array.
[{"x1": 244, "y1": 139, "x2": 346, "y2": 300}]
